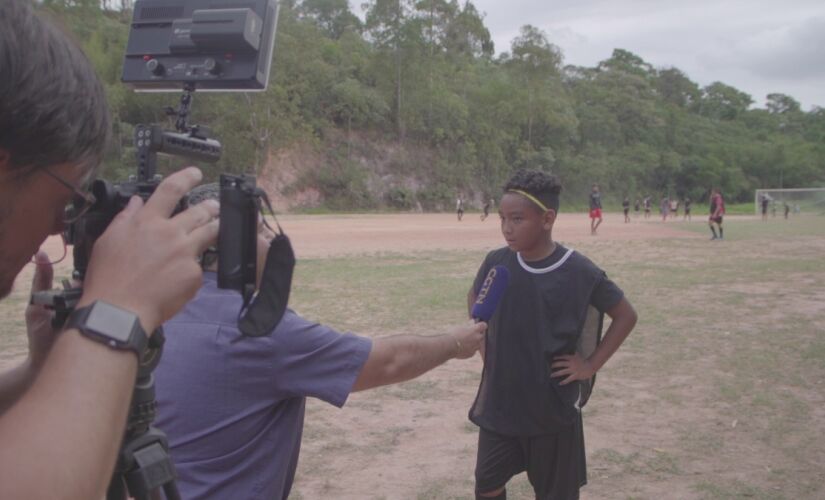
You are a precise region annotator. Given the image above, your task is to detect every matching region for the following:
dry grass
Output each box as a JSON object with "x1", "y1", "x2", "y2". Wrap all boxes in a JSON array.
[{"x1": 1, "y1": 212, "x2": 823, "y2": 499}]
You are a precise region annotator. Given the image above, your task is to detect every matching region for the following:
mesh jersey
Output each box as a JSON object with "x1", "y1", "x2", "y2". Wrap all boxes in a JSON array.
[{"x1": 469, "y1": 245, "x2": 623, "y2": 436}]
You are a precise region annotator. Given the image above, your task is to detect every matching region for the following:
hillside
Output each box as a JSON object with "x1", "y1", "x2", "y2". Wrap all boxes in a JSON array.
[{"x1": 40, "y1": 1, "x2": 825, "y2": 210}]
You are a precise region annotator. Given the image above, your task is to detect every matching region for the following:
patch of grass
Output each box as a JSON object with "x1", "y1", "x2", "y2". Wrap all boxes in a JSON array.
[
  {"x1": 382, "y1": 380, "x2": 445, "y2": 402},
  {"x1": 646, "y1": 449, "x2": 682, "y2": 475},
  {"x1": 416, "y1": 478, "x2": 472, "y2": 500},
  {"x1": 693, "y1": 479, "x2": 780, "y2": 500},
  {"x1": 677, "y1": 427, "x2": 724, "y2": 456}
]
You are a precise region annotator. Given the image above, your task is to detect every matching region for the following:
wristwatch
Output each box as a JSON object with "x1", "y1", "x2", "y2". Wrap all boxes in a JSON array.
[{"x1": 65, "y1": 300, "x2": 149, "y2": 359}]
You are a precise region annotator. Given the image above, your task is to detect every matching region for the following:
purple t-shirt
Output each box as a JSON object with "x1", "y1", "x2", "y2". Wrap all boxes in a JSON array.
[{"x1": 154, "y1": 273, "x2": 372, "y2": 499}]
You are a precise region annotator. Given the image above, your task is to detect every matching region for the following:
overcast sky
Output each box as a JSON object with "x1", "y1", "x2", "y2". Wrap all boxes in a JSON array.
[
  {"x1": 356, "y1": 0, "x2": 825, "y2": 110},
  {"x1": 474, "y1": 0, "x2": 825, "y2": 110}
]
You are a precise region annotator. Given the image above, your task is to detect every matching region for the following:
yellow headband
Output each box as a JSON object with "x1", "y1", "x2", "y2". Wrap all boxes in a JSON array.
[{"x1": 508, "y1": 189, "x2": 550, "y2": 212}]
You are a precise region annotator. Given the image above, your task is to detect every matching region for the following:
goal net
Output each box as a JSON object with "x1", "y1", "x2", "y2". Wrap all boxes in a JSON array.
[{"x1": 754, "y1": 188, "x2": 825, "y2": 216}]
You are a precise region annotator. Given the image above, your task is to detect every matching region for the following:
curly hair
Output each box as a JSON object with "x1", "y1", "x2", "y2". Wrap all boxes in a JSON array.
[{"x1": 503, "y1": 169, "x2": 562, "y2": 212}]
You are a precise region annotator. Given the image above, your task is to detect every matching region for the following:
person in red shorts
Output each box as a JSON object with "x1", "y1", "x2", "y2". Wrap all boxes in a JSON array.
[
  {"x1": 589, "y1": 184, "x2": 603, "y2": 235},
  {"x1": 709, "y1": 188, "x2": 725, "y2": 240}
]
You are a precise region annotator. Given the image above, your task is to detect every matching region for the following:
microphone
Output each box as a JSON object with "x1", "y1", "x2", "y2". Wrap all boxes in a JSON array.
[{"x1": 471, "y1": 265, "x2": 510, "y2": 321}]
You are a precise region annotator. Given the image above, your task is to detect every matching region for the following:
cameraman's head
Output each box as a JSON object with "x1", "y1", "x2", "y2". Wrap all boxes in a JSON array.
[
  {"x1": 187, "y1": 183, "x2": 272, "y2": 287},
  {"x1": 0, "y1": 0, "x2": 109, "y2": 298}
]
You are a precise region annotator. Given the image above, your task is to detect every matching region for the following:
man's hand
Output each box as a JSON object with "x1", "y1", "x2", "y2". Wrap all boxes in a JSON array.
[
  {"x1": 550, "y1": 353, "x2": 595, "y2": 386},
  {"x1": 78, "y1": 167, "x2": 219, "y2": 333},
  {"x1": 24, "y1": 251, "x2": 58, "y2": 368},
  {"x1": 451, "y1": 321, "x2": 487, "y2": 359}
]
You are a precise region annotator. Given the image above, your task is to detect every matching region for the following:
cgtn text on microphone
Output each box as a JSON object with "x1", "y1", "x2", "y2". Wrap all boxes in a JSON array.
[{"x1": 471, "y1": 265, "x2": 510, "y2": 322}]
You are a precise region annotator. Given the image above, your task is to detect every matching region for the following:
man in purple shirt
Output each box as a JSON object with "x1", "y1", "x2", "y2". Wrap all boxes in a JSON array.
[{"x1": 154, "y1": 184, "x2": 486, "y2": 499}]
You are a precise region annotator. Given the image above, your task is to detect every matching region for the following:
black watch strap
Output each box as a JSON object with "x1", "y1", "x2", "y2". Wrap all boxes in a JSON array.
[{"x1": 66, "y1": 301, "x2": 148, "y2": 358}]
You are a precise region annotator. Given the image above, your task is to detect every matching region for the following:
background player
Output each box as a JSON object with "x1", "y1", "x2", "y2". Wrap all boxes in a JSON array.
[
  {"x1": 481, "y1": 198, "x2": 492, "y2": 221},
  {"x1": 709, "y1": 187, "x2": 725, "y2": 240},
  {"x1": 589, "y1": 184, "x2": 603, "y2": 235},
  {"x1": 760, "y1": 193, "x2": 770, "y2": 221},
  {"x1": 622, "y1": 196, "x2": 631, "y2": 223},
  {"x1": 468, "y1": 169, "x2": 637, "y2": 500}
]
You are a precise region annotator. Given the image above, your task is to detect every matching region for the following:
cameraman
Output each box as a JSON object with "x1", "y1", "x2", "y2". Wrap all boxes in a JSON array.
[
  {"x1": 153, "y1": 183, "x2": 486, "y2": 499},
  {"x1": 0, "y1": 1, "x2": 219, "y2": 498}
]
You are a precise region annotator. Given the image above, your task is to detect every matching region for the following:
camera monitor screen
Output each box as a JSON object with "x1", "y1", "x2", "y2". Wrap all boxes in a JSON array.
[{"x1": 122, "y1": 0, "x2": 280, "y2": 91}]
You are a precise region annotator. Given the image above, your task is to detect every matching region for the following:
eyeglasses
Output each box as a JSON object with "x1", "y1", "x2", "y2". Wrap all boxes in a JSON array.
[
  {"x1": 42, "y1": 168, "x2": 96, "y2": 224},
  {"x1": 30, "y1": 233, "x2": 68, "y2": 266}
]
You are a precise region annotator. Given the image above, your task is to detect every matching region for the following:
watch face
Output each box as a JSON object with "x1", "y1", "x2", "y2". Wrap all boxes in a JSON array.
[{"x1": 86, "y1": 302, "x2": 136, "y2": 343}]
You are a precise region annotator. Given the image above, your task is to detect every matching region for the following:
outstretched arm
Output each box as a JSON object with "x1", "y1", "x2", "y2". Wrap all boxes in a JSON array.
[
  {"x1": 551, "y1": 297, "x2": 638, "y2": 385},
  {"x1": 352, "y1": 321, "x2": 486, "y2": 392}
]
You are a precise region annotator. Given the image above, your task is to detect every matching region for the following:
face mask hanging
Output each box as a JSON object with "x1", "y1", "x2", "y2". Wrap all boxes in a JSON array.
[
  {"x1": 217, "y1": 174, "x2": 296, "y2": 338},
  {"x1": 237, "y1": 220, "x2": 295, "y2": 337}
]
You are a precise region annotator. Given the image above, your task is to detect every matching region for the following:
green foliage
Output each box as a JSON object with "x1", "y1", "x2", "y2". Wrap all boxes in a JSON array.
[
  {"x1": 45, "y1": 1, "x2": 825, "y2": 209},
  {"x1": 385, "y1": 186, "x2": 416, "y2": 210},
  {"x1": 308, "y1": 159, "x2": 375, "y2": 209}
]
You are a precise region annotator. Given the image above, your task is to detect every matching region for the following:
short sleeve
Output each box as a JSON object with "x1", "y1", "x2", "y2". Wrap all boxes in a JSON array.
[
  {"x1": 590, "y1": 272, "x2": 624, "y2": 313},
  {"x1": 268, "y1": 312, "x2": 373, "y2": 407}
]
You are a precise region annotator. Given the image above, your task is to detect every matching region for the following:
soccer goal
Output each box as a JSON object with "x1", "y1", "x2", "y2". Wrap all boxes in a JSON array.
[{"x1": 755, "y1": 188, "x2": 825, "y2": 216}]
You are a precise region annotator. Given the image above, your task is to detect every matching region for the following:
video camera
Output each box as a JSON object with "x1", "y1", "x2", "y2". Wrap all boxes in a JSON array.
[
  {"x1": 30, "y1": 2, "x2": 283, "y2": 500},
  {"x1": 34, "y1": 0, "x2": 281, "y2": 326}
]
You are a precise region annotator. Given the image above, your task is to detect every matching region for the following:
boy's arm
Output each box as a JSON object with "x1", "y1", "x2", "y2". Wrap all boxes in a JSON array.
[
  {"x1": 551, "y1": 297, "x2": 637, "y2": 385},
  {"x1": 585, "y1": 297, "x2": 637, "y2": 373}
]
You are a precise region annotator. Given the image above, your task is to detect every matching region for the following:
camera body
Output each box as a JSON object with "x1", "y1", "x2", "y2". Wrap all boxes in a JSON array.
[
  {"x1": 68, "y1": 177, "x2": 167, "y2": 281},
  {"x1": 33, "y1": 0, "x2": 281, "y2": 325}
]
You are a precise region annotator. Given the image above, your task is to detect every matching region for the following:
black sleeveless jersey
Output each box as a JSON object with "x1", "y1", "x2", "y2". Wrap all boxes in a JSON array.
[{"x1": 469, "y1": 245, "x2": 624, "y2": 436}]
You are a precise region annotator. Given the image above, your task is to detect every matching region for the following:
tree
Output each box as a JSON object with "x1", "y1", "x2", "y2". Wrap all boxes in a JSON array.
[
  {"x1": 656, "y1": 67, "x2": 701, "y2": 109},
  {"x1": 364, "y1": 0, "x2": 422, "y2": 138},
  {"x1": 766, "y1": 93, "x2": 801, "y2": 114},
  {"x1": 700, "y1": 82, "x2": 753, "y2": 120},
  {"x1": 598, "y1": 49, "x2": 654, "y2": 79},
  {"x1": 505, "y1": 25, "x2": 565, "y2": 149},
  {"x1": 297, "y1": 0, "x2": 362, "y2": 39}
]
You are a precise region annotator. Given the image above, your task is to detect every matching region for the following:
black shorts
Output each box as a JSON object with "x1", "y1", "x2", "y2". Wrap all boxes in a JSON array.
[
  {"x1": 475, "y1": 420, "x2": 586, "y2": 500},
  {"x1": 710, "y1": 215, "x2": 723, "y2": 224}
]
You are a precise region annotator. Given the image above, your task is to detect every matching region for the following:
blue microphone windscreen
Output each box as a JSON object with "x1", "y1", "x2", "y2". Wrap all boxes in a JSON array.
[{"x1": 471, "y1": 265, "x2": 510, "y2": 321}]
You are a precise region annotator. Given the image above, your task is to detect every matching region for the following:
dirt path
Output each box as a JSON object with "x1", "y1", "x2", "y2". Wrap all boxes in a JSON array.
[
  {"x1": 277, "y1": 212, "x2": 702, "y2": 258},
  {"x1": 8, "y1": 212, "x2": 815, "y2": 500}
]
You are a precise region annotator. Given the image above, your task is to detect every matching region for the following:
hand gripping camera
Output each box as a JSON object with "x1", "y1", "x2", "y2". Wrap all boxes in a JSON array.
[{"x1": 31, "y1": 2, "x2": 282, "y2": 499}]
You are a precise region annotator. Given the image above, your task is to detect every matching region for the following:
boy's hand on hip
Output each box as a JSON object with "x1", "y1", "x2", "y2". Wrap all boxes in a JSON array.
[{"x1": 550, "y1": 353, "x2": 595, "y2": 385}]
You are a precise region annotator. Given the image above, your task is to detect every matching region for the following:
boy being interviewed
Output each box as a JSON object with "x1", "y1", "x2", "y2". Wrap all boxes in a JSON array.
[{"x1": 467, "y1": 170, "x2": 637, "y2": 500}]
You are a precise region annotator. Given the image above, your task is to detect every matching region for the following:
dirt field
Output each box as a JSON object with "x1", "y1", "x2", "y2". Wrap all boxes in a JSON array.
[
  {"x1": 1, "y1": 211, "x2": 823, "y2": 499},
  {"x1": 0, "y1": 211, "x2": 682, "y2": 364}
]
